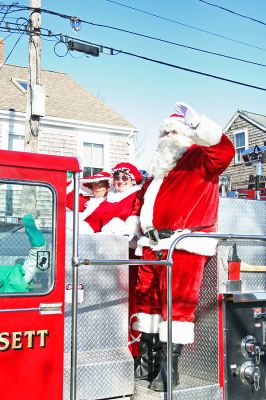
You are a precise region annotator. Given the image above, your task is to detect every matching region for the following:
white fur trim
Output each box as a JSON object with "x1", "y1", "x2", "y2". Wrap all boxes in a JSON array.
[
  {"x1": 125, "y1": 215, "x2": 141, "y2": 236},
  {"x1": 159, "y1": 320, "x2": 194, "y2": 344},
  {"x1": 194, "y1": 114, "x2": 222, "y2": 147},
  {"x1": 106, "y1": 185, "x2": 141, "y2": 203},
  {"x1": 136, "y1": 231, "x2": 218, "y2": 257},
  {"x1": 79, "y1": 220, "x2": 94, "y2": 234},
  {"x1": 140, "y1": 178, "x2": 163, "y2": 231},
  {"x1": 81, "y1": 197, "x2": 105, "y2": 220},
  {"x1": 82, "y1": 176, "x2": 110, "y2": 184},
  {"x1": 160, "y1": 117, "x2": 191, "y2": 137},
  {"x1": 137, "y1": 313, "x2": 163, "y2": 334},
  {"x1": 101, "y1": 217, "x2": 127, "y2": 235}
]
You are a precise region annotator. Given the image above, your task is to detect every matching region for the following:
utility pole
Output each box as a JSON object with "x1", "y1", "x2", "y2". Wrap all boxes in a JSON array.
[
  {"x1": 22, "y1": 0, "x2": 41, "y2": 216},
  {"x1": 24, "y1": 0, "x2": 41, "y2": 153}
]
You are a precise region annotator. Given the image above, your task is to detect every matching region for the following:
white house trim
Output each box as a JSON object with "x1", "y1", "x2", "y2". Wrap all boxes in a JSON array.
[
  {"x1": 0, "y1": 109, "x2": 139, "y2": 136},
  {"x1": 223, "y1": 110, "x2": 266, "y2": 133}
]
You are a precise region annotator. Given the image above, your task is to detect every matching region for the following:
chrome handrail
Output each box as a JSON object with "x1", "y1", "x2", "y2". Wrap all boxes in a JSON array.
[
  {"x1": 166, "y1": 233, "x2": 266, "y2": 400},
  {"x1": 70, "y1": 232, "x2": 266, "y2": 400},
  {"x1": 70, "y1": 171, "x2": 80, "y2": 400}
]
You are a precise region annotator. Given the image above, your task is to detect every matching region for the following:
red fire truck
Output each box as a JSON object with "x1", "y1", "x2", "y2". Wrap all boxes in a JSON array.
[{"x1": 0, "y1": 149, "x2": 266, "y2": 400}]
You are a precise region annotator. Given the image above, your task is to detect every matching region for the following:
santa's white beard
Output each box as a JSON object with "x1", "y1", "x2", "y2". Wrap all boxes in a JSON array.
[{"x1": 149, "y1": 133, "x2": 193, "y2": 178}]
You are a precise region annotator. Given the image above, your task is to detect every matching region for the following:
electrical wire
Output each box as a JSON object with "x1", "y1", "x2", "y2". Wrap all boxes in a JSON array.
[
  {"x1": 117, "y1": 49, "x2": 266, "y2": 92},
  {"x1": 102, "y1": 0, "x2": 266, "y2": 51},
  {"x1": 0, "y1": 30, "x2": 23, "y2": 71},
  {"x1": 0, "y1": 3, "x2": 11, "y2": 25},
  {"x1": 198, "y1": 0, "x2": 266, "y2": 27},
  {"x1": 0, "y1": 13, "x2": 265, "y2": 92},
  {"x1": 84, "y1": 21, "x2": 266, "y2": 68},
  {"x1": 1, "y1": 2, "x2": 266, "y2": 53},
  {"x1": 3, "y1": 18, "x2": 264, "y2": 68},
  {"x1": 3, "y1": 16, "x2": 266, "y2": 67},
  {"x1": 0, "y1": 30, "x2": 14, "y2": 41},
  {"x1": 44, "y1": 31, "x2": 266, "y2": 92}
]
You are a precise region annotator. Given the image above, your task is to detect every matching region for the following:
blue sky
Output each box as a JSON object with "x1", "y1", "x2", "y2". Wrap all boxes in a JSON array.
[{"x1": 1, "y1": 0, "x2": 266, "y2": 168}]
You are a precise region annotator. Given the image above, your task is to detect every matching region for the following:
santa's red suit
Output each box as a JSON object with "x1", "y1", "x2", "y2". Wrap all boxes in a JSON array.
[{"x1": 134, "y1": 105, "x2": 235, "y2": 345}]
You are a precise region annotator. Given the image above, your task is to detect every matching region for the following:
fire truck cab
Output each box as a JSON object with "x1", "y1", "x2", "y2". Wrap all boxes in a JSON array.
[{"x1": 0, "y1": 149, "x2": 266, "y2": 400}]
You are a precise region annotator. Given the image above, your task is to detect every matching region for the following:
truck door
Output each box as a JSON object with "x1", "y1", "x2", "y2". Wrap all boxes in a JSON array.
[{"x1": 0, "y1": 178, "x2": 63, "y2": 400}]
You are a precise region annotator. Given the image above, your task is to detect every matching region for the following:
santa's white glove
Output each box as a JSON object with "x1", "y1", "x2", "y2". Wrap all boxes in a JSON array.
[{"x1": 175, "y1": 102, "x2": 200, "y2": 129}]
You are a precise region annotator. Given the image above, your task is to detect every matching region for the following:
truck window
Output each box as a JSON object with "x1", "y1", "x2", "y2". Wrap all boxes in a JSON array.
[{"x1": 0, "y1": 181, "x2": 55, "y2": 295}]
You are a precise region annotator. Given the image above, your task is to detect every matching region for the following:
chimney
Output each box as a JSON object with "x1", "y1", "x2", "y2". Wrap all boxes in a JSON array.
[{"x1": 0, "y1": 39, "x2": 4, "y2": 65}]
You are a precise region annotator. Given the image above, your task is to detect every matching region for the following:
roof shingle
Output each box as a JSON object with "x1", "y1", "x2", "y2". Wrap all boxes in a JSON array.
[{"x1": 0, "y1": 64, "x2": 134, "y2": 128}]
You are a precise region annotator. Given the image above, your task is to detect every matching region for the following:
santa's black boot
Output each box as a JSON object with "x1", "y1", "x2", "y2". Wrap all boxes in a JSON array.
[
  {"x1": 134, "y1": 332, "x2": 162, "y2": 381},
  {"x1": 149, "y1": 342, "x2": 183, "y2": 392}
]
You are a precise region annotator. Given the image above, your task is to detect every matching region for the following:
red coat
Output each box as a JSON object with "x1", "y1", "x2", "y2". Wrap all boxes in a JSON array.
[
  {"x1": 84, "y1": 186, "x2": 141, "y2": 234},
  {"x1": 66, "y1": 190, "x2": 90, "y2": 212},
  {"x1": 135, "y1": 133, "x2": 235, "y2": 343},
  {"x1": 137, "y1": 134, "x2": 235, "y2": 256},
  {"x1": 100, "y1": 185, "x2": 140, "y2": 235}
]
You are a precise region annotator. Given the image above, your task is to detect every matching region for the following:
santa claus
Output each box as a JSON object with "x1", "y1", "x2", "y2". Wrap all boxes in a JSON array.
[{"x1": 134, "y1": 102, "x2": 235, "y2": 391}]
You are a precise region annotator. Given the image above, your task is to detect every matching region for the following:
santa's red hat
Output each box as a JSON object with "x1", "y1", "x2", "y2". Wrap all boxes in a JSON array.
[
  {"x1": 81, "y1": 171, "x2": 111, "y2": 188},
  {"x1": 112, "y1": 162, "x2": 142, "y2": 185}
]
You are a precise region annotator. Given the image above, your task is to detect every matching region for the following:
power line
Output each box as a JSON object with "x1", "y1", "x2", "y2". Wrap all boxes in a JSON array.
[
  {"x1": 83, "y1": 21, "x2": 266, "y2": 68},
  {"x1": 44, "y1": 31, "x2": 266, "y2": 92},
  {"x1": 2, "y1": 10, "x2": 266, "y2": 70},
  {"x1": 102, "y1": 0, "x2": 266, "y2": 52},
  {"x1": 3, "y1": 16, "x2": 266, "y2": 68},
  {"x1": 0, "y1": 14, "x2": 265, "y2": 92},
  {"x1": 198, "y1": 0, "x2": 266, "y2": 27},
  {"x1": 0, "y1": 2, "x2": 13, "y2": 25},
  {"x1": 0, "y1": 31, "x2": 23, "y2": 70},
  {"x1": 1, "y1": 2, "x2": 266, "y2": 53},
  {"x1": 116, "y1": 49, "x2": 266, "y2": 92}
]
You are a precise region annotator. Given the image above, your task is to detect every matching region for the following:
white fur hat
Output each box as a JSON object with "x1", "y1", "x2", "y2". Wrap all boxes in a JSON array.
[{"x1": 160, "y1": 113, "x2": 191, "y2": 138}]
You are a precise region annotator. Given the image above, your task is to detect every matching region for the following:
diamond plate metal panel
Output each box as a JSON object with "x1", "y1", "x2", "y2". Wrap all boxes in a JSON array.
[
  {"x1": 64, "y1": 234, "x2": 134, "y2": 400},
  {"x1": 64, "y1": 349, "x2": 133, "y2": 400},
  {"x1": 133, "y1": 255, "x2": 220, "y2": 400},
  {"x1": 218, "y1": 198, "x2": 266, "y2": 236},
  {"x1": 180, "y1": 256, "x2": 219, "y2": 382},
  {"x1": 217, "y1": 198, "x2": 266, "y2": 293},
  {"x1": 134, "y1": 377, "x2": 222, "y2": 400}
]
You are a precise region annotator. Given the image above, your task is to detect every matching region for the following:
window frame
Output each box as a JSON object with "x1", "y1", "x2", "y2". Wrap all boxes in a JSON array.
[
  {"x1": 77, "y1": 132, "x2": 109, "y2": 177},
  {"x1": 11, "y1": 77, "x2": 28, "y2": 94},
  {"x1": 233, "y1": 129, "x2": 248, "y2": 164},
  {"x1": 8, "y1": 133, "x2": 24, "y2": 151},
  {"x1": 82, "y1": 142, "x2": 104, "y2": 177},
  {"x1": 0, "y1": 179, "x2": 57, "y2": 297}
]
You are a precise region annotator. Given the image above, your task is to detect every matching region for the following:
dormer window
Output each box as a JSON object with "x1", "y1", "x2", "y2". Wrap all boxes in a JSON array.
[{"x1": 11, "y1": 78, "x2": 28, "y2": 93}]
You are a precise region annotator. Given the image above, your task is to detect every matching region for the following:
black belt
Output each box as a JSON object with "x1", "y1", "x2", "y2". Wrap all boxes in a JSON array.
[{"x1": 144, "y1": 225, "x2": 214, "y2": 241}]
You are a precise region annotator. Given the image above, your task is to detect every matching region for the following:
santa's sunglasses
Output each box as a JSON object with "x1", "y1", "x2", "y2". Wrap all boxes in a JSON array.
[{"x1": 113, "y1": 173, "x2": 130, "y2": 182}]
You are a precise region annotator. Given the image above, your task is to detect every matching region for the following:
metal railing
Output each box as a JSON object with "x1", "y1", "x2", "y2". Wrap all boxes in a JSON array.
[{"x1": 69, "y1": 173, "x2": 266, "y2": 400}]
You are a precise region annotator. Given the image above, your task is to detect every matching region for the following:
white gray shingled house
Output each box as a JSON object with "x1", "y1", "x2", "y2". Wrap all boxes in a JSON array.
[
  {"x1": 0, "y1": 64, "x2": 138, "y2": 176},
  {"x1": 223, "y1": 110, "x2": 266, "y2": 190}
]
